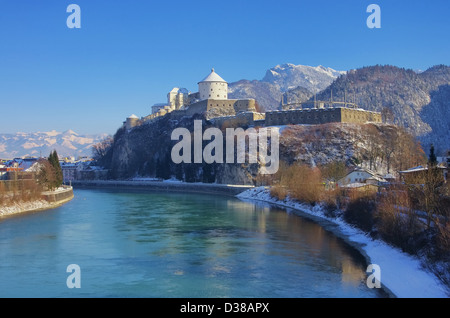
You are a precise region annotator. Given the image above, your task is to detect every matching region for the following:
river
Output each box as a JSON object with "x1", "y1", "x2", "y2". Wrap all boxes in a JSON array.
[{"x1": 0, "y1": 188, "x2": 388, "y2": 298}]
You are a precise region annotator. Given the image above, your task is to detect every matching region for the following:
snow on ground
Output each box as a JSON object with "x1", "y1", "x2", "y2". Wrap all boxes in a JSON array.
[
  {"x1": 236, "y1": 186, "x2": 449, "y2": 298},
  {"x1": 0, "y1": 200, "x2": 53, "y2": 217},
  {"x1": 42, "y1": 186, "x2": 71, "y2": 194}
]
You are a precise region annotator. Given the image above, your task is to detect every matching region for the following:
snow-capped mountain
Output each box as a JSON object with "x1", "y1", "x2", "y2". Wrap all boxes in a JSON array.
[
  {"x1": 0, "y1": 130, "x2": 109, "y2": 159},
  {"x1": 229, "y1": 63, "x2": 345, "y2": 111},
  {"x1": 262, "y1": 63, "x2": 346, "y2": 92}
]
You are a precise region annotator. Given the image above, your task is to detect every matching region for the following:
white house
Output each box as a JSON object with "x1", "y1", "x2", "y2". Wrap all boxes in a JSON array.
[{"x1": 338, "y1": 167, "x2": 386, "y2": 186}]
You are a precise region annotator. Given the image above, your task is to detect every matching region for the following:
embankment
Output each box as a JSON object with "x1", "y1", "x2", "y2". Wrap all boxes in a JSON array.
[
  {"x1": 71, "y1": 180, "x2": 253, "y2": 196},
  {"x1": 237, "y1": 186, "x2": 450, "y2": 298},
  {"x1": 0, "y1": 186, "x2": 74, "y2": 219}
]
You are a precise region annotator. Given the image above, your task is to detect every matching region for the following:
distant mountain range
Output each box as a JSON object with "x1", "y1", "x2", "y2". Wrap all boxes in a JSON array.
[{"x1": 0, "y1": 130, "x2": 108, "y2": 159}]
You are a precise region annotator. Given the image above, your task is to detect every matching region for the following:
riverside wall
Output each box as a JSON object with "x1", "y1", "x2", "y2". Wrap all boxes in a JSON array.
[
  {"x1": 71, "y1": 180, "x2": 253, "y2": 196},
  {"x1": 0, "y1": 186, "x2": 74, "y2": 219},
  {"x1": 41, "y1": 186, "x2": 75, "y2": 204}
]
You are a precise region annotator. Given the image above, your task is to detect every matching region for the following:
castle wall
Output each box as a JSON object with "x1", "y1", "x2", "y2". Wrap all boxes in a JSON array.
[
  {"x1": 185, "y1": 100, "x2": 209, "y2": 117},
  {"x1": 206, "y1": 99, "x2": 240, "y2": 118},
  {"x1": 212, "y1": 112, "x2": 266, "y2": 128},
  {"x1": 265, "y1": 108, "x2": 342, "y2": 126},
  {"x1": 340, "y1": 107, "x2": 382, "y2": 124},
  {"x1": 139, "y1": 104, "x2": 381, "y2": 130},
  {"x1": 184, "y1": 99, "x2": 257, "y2": 119},
  {"x1": 234, "y1": 99, "x2": 256, "y2": 113},
  {"x1": 265, "y1": 107, "x2": 381, "y2": 126}
]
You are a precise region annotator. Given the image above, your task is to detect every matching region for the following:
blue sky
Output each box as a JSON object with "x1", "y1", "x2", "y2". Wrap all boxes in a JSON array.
[{"x1": 0, "y1": 0, "x2": 449, "y2": 135}]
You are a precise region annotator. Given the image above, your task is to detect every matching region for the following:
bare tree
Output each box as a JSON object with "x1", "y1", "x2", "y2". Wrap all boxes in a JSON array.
[
  {"x1": 320, "y1": 161, "x2": 347, "y2": 184},
  {"x1": 381, "y1": 126, "x2": 398, "y2": 173},
  {"x1": 36, "y1": 159, "x2": 57, "y2": 191},
  {"x1": 92, "y1": 136, "x2": 114, "y2": 162}
]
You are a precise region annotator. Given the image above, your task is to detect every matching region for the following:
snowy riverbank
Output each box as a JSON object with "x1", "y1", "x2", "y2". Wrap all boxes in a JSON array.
[
  {"x1": 0, "y1": 200, "x2": 54, "y2": 218},
  {"x1": 0, "y1": 187, "x2": 74, "y2": 219},
  {"x1": 236, "y1": 186, "x2": 449, "y2": 298}
]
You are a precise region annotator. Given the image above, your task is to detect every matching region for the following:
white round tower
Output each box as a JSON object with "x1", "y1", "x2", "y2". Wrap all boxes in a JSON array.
[
  {"x1": 126, "y1": 114, "x2": 139, "y2": 130},
  {"x1": 198, "y1": 68, "x2": 228, "y2": 100}
]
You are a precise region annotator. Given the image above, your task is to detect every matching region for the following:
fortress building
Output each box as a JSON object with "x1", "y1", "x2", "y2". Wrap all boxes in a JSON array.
[
  {"x1": 187, "y1": 69, "x2": 256, "y2": 119},
  {"x1": 145, "y1": 68, "x2": 257, "y2": 121},
  {"x1": 125, "y1": 114, "x2": 139, "y2": 130},
  {"x1": 124, "y1": 68, "x2": 382, "y2": 130},
  {"x1": 198, "y1": 68, "x2": 228, "y2": 100}
]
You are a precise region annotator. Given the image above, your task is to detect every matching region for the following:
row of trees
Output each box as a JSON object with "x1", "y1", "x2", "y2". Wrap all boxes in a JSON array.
[
  {"x1": 277, "y1": 123, "x2": 426, "y2": 176},
  {"x1": 351, "y1": 124, "x2": 425, "y2": 173}
]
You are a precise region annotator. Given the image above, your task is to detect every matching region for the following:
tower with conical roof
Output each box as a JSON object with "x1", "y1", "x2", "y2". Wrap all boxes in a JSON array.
[
  {"x1": 126, "y1": 114, "x2": 139, "y2": 129},
  {"x1": 198, "y1": 68, "x2": 228, "y2": 101}
]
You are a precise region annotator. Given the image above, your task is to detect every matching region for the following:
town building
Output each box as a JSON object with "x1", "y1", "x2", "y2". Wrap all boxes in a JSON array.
[
  {"x1": 0, "y1": 158, "x2": 40, "y2": 180},
  {"x1": 61, "y1": 162, "x2": 78, "y2": 183},
  {"x1": 398, "y1": 165, "x2": 448, "y2": 184},
  {"x1": 338, "y1": 167, "x2": 386, "y2": 187}
]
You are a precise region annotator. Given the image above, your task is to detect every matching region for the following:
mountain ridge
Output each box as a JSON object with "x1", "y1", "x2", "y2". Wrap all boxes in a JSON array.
[
  {"x1": 0, "y1": 130, "x2": 108, "y2": 159},
  {"x1": 229, "y1": 63, "x2": 345, "y2": 111}
]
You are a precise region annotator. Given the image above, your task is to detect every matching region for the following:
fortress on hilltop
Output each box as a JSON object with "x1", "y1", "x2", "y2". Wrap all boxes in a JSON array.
[{"x1": 124, "y1": 68, "x2": 382, "y2": 130}]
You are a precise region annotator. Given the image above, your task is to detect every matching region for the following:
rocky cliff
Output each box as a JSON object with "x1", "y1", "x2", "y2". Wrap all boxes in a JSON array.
[{"x1": 103, "y1": 113, "x2": 260, "y2": 185}]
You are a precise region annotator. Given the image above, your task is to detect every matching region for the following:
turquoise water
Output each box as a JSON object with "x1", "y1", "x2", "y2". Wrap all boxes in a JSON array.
[{"x1": 0, "y1": 189, "x2": 387, "y2": 298}]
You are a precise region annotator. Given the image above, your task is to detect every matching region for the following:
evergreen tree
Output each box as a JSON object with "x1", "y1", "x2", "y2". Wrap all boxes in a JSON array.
[
  {"x1": 429, "y1": 144, "x2": 437, "y2": 167},
  {"x1": 48, "y1": 150, "x2": 63, "y2": 188}
]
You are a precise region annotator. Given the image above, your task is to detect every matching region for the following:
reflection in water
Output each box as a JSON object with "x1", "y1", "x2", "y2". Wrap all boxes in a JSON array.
[
  {"x1": 228, "y1": 199, "x2": 370, "y2": 288},
  {"x1": 0, "y1": 189, "x2": 388, "y2": 297}
]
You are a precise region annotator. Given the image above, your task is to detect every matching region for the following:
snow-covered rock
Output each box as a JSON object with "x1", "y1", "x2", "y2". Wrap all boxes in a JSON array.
[
  {"x1": 262, "y1": 63, "x2": 345, "y2": 93},
  {"x1": 228, "y1": 63, "x2": 345, "y2": 111}
]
